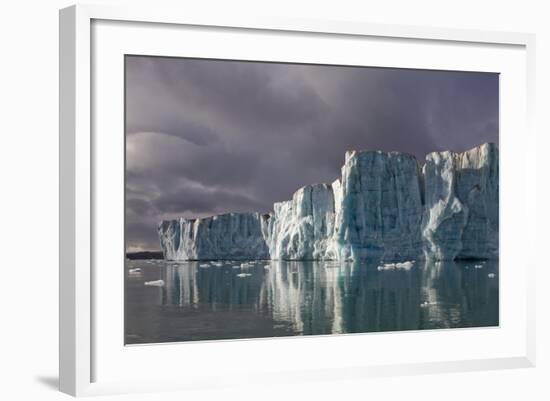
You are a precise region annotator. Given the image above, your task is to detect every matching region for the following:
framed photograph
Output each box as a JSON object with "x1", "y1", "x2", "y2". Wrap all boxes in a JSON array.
[{"x1": 59, "y1": 4, "x2": 536, "y2": 397}]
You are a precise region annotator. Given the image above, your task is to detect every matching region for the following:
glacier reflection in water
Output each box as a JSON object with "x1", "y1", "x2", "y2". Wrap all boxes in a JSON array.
[{"x1": 125, "y1": 259, "x2": 498, "y2": 344}]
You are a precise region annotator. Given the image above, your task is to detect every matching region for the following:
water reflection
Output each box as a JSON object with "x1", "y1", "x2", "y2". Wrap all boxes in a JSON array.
[{"x1": 125, "y1": 259, "x2": 498, "y2": 343}]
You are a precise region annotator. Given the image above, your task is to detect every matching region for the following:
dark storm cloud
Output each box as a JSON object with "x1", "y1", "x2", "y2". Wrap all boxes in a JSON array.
[
  {"x1": 153, "y1": 186, "x2": 266, "y2": 215},
  {"x1": 125, "y1": 56, "x2": 498, "y2": 251}
]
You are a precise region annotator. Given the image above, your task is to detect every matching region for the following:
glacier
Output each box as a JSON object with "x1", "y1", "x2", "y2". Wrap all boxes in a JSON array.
[
  {"x1": 158, "y1": 143, "x2": 498, "y2": 261},
  {"x1": 422, "y1": 143, "x2": 499, "y2": 260},
  {"x1": 263, "y1": 183, "x2": 338, "y2": 260},
  {"x1": 332, "y1": 150, "x2": 424, "y2": 261},
  {"x1": 158, "y1": 213, "x2": 269, "y2": 261}
]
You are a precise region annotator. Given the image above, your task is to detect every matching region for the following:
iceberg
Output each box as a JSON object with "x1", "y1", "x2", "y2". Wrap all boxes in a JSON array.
[{"x1": 158, "y1": 143, "x2": 498, "y2": 262}]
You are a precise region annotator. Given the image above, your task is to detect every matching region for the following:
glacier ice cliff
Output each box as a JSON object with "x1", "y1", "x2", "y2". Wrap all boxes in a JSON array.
[
  {"x1": 263, "y1": 183, "x2": 338, "y2": 260},
  {"x1": 332, "y1": 150, "x2": 424, "y2": 261},
  {"x1": 422, "y1": 143, "x2": 499, "y2": 260},
  {"x1": 158, "y1": 143, "x2": 498, "y2": 261},
  {"x1": 158, "y1": 213, "x2": 269, "y2": 261}
]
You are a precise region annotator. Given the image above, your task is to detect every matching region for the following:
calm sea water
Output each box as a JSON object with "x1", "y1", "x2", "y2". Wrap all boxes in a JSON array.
[{"x1": 125, "y1": 259, "x2": 498, "y2": 344}]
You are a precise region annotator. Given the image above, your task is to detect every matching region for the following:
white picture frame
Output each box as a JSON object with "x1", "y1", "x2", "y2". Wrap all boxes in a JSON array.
[{"x1": 59, "y1": 3, "x2": 536, "y2": 397}]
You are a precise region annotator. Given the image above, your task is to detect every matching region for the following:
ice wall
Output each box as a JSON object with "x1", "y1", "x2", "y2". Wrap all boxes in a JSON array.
[
  {"x1": 158, "y1": 213, "x2": 269, "y2": 261},
  {"x1": 158, "y1": 143, "x2": 498, "y2": 261},
  {"x1": 332, "y1": 150, "x2": 424, "y2": 261},
  {"x1": 422, "y1": 143, "x2": 499, "y2": 260},
  {"x1": 263, "y1": 183, "x2": 337, "y2": 260}
]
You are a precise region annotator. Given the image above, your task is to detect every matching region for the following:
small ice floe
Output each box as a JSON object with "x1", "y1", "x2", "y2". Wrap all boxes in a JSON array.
[
  {"x1": 236, "y1": 273, "x2": 252, "y2": 278},
  {"x1": 264, "y1": 265, "x2": 270, "y2": 269},
  {"x1": 420, "y1": 301, "x2": 436, "y2": 308},
  {"x1": 128, "y1": 268, "x2": 141, "y2": 273},
  {"x1": 232, "y1": 265, "x2": 241, "y2": 269},
  {"x1": 488, "y1": 273, "x2": 496, "y2": 278},
  {"x1": 212, "y1": 262, "x2": 223, "y2": 267},
  {"x1": 240, "y1": 262, "x2": 252, "y2": 268},
  {"x1": 474, "y1": 264, "x2": 484, "y2": 269},
  {"x1": 144, "y1": 280, "x2": 165, "y2": 287},
  {"x1": 377, "y1": 261, "x2": 415, "y2": 271},
  {"x1": 395, "y1": 261, "x2": 414, "y2": 270},
  {"x1": 199, "y1": 263, "x2": 210, "y2": 268}
]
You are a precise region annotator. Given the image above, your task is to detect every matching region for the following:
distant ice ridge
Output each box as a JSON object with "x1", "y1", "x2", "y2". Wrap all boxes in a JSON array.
[{"x1": 158, "y1": 143, "x2": 498, "y2": 261}]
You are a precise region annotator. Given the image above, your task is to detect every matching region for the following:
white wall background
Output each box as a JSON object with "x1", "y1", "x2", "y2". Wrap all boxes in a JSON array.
[{"x1": 0, "y1": 0, "x2": 547, "y2": 400}]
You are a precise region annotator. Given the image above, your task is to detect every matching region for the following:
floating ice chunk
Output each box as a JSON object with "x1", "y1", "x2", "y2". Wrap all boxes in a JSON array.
[
  {"x1": 474, "y1": 264, "x2": 483, "y2": 269},
  {"x1": 232, "y1": 265, "x2": 241, "y2": 269},
  {"x1": 128, "y1": 268, "x2": 141, "y2": 273},
  {"x1": 395, "y1": 261, "x2": 415, "y2": 270},
  {"x1": 199, "y1": 263, "x2": 210, "y2": 268},
  {"x1": 236, "y1": 273, "x2": 252, "y2": 278},
  {"x1": 240, "y1": 263, "x2": 252, "y2": 268},
  {"x1": 144, "y1": 280, "x2": 165, "y2": 287},
  {"x1": 378, "y1": 261, "x2": 415, "y2": 271},
  {"x1": 420, "y1": 301, "x2": 437, "y2": 307},
  {"x1": 264, "y1": 265, "x2": 270, "y2": 269},
  {"x1": 488, "y1": 273, "x2": 496, "y2": 278}
]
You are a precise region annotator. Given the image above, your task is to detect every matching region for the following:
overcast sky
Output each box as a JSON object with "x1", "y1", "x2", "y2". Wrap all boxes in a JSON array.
[{"x1": 125, "y1": 56, "x2": 498, "y2": 252}]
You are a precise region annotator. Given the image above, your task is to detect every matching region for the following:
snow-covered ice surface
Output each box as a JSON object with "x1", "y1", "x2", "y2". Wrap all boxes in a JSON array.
[{"x1": 158, "y1": 143, "x2": 498, "y2": 262}]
